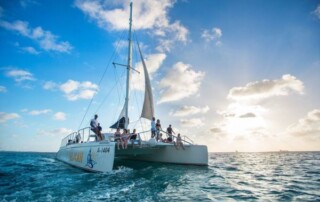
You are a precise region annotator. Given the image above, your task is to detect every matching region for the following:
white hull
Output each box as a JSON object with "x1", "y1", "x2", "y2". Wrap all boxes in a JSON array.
[
  {"x1": 115, "y1": 142, "x2": 208, "y2": 166},
  {"x1": 56, "y1": 141, "x2": 116, "y2": 172}
]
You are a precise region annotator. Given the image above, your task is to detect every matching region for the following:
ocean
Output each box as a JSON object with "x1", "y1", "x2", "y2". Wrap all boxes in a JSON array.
[{"x1": 0, "y1": 151, "x2": 319, "y2": 201}]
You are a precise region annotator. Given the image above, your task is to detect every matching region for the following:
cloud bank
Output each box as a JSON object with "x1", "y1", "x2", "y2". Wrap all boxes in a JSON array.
[
  {"x1": 287, "y1": 109, "x2": 320, "y2": 138},
  {"x1": 171, "y1": 105, "x2": 209, "y2": 117},
  {"x1": 228, "y1": 74, "x2": 304, "y2": 100},
  {"x1": 0, "y1": 112, "x2": 20, "y2": 123},
  {"x1": 75, "y1": 0, "x2": 188, "y2": 52},
  {"x1": 60, "y1": 80, "x2": 99, "y2": 101},
  {"x1": 0, "y1": 20, "x2": 72, "y2": 53},
  {"x1": 158, "y1": 62, "x2": 205, "y2": 103}
]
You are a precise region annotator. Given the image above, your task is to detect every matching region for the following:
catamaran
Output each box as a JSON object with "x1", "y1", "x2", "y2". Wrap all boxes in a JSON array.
[{"x1": 56, "y1": 2, "x2": 208, "y2": 172}]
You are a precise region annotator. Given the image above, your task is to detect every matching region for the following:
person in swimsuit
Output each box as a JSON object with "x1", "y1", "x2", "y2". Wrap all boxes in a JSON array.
[
  {"x1": 122, "y1": 129, "x2": 129, "y2": 149},
  {"x1": 114, "y1": 128, "x2": 122, "y2": 149},
  {"x1": 175, "y1": 133, "x2": 185, "y2": 150},
  {"x1": 129, "y1": 129, "x2": 139, "y2": 146}
]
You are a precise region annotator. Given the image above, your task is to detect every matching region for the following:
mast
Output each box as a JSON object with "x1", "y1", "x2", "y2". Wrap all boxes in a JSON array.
[{"x1": 125, "y1": 2, "x2": 133, "y2": 129}]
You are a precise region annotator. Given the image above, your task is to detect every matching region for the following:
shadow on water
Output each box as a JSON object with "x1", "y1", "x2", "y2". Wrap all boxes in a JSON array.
[{"x1": 114, "y1": 158, "x2": 209, "y2": 171}]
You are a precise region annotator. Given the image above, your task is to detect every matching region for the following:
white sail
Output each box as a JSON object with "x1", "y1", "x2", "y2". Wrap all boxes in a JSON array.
[{"x1": 138, "y1": 43, "x2": 154, "y2": 120}]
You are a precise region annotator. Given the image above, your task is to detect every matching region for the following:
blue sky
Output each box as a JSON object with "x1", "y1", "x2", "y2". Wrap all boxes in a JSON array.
[{"x1": 0, "y1": 0, "x2": 319, "y2": 152}]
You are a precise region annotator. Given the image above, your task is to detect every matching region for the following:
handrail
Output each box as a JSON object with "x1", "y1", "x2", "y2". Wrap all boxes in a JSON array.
[
  {"x1": 60, "y1": 127, "x2": 94, "y2": 147},
  {"x1": 182, "y1": 135, "x2": 194, "y2": 144},
  {"x1": 60, "y1": 127, "x2": 194, "y2": 147},
  {"x1": 159, "y1": 129, "x2": 193, "y2": 145}
]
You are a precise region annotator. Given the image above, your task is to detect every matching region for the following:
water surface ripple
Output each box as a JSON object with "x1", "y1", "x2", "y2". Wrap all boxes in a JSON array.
[{"x1": 0, "y1": 151, "x2": 319, "y2": 201}]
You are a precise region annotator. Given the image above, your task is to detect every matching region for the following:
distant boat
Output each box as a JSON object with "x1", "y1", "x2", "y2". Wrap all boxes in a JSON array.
[{"x1": 56, "y1": 2, "x2": 208, "y2": 172}]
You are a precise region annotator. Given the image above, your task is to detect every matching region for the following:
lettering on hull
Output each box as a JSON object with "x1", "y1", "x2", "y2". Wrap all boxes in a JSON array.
[
  {"x1": 97, "y1": 147, "x2": 110, "y2": 153},
  {"x1": 69, "y1": 151, "x2": 83, "y2": 163}
]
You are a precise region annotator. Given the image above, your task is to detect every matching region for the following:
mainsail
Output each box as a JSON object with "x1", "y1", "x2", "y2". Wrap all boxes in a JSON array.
[
  {"x1": 138, "y1": 43, "x2": 154, "y2": 120},
  {"x1": 110, "y1": 2, "x2": 154, "y2": 129}
]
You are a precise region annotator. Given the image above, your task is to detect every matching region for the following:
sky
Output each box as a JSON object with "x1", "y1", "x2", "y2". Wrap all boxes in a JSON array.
[{"x1": 0, "y1": 0, "x2": 319, "y2": 152}]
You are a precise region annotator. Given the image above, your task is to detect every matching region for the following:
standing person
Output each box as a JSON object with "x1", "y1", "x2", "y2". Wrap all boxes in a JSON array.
[
  {"x1": 90, "y1": 114, "x2": 102, "y2": 141},
  {"x1": 166, "y1": 124, "x2": 175, "y2": 143},
  {"x1": 151, "y1": 117, "x2": 156, "y2": 138},
  {"x1": 156, "y1": 119, "x2": 162, "y2": 141}
]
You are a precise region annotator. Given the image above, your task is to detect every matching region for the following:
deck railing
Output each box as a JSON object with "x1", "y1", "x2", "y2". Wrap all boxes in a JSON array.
[
  {"x1": 60, "y1": 127, "x2": 195, "y2": 147},
  {"x1": 60, "y1": 127, "x2": 95, "y2": 147},
  {"x1": 160, "y1": 129, "x2": 194, "y2": 145}
]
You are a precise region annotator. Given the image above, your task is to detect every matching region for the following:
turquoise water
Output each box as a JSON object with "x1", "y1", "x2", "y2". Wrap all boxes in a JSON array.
[{"x1": 0, "y1": 151, "x2": 319, "y2": 201}]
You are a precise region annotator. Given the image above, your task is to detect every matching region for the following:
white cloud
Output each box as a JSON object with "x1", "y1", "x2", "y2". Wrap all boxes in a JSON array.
[
  {"x1": 158, "y1": 62, "x2": 205, "y2": 103},
  {"x1": 53, "y1": 112, "x2": 66, "y2": 121},
  {"x1": 60, "y1": 80, "x2": 99, "y2": 101},
  {"x1": 75, "y1": 0, "x2": 170, "y2": 30},
  {"x1": 228, "y1": 74, "x2": 304, "y2": 100},
  {"x1": 21, "y1": 46, "x2": 40, "y2": 55},
  {"x1": 131, "y1": 53, "x2": 166, "y2": 91},
  {"x1": 239, "y1": 112, "x2": 256, "y2": 118},
  {"x1": 14, "y1": 42, "x2": 40, "y2": 55},
  {"x1": 287, "y1": 109, "x2": 320, "y2": 138},
  {"x1": 43, "y1": 81, "x2": 58, "y2": 90},
  {"x1": 28, "y1": 109, "x2": 51, "y2": 115},
  {"x1": 171, "y1": 105, "x2": 209, "y2": 117},
  {"x1": 0, "y1": 20, "x2": 72, "y2": 53},
  {"x1": 37, "y1": 127, "x2": 73, "y2": 137},
  {"x1": 156, "y1": 39, "x2": 173, "y2": 53},
  {"x1": 113, "y1": 39, "x2": 128, "y2": 50},
  {"x1": 209, "y1": 124, "x2": 228, "y2": 139},
  {"x1": 0, "y1": 112, "x2": 20, "y2": 123},
  {"x1": 201, "y1": 27, "x2": 222, "y2": 45},
  {"x1": 312, "y1": 4, "x2": 320, "y2": 19},
  {"x1": 0, "y1": 86, "x2": 7, "y2": 93},
  {"x1": 213, "y1": 101, "x2": 269, "y2": 140},
  {"x1": 20, "y1": 0, "x2": 38, "y2": 8},
  {"x1": 6, "y1": 69, "x2": 35, "y2": 82},
  {"x1": 180, "y1": 118, "x2": 204, "y2": 128},
  {"x1": 75, "y1": 0, "x2": 188, "y2": 53},
  {"x1": 217, "y1": 103, "x2": 267, "y2": 118}
]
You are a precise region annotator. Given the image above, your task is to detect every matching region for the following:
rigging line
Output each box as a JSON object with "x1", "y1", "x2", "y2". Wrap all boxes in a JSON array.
[
  {"x1": 94, "y1": 71, "x2": 123, "y2": 114},
  {"x1": 113, "y1": 67, "x2": 121, "y2": 107},
  {"x1": 113, "y1": 29, "x2": 128, "y2": 105},
  {"x1": 77, "y1": 29, "x2": 127, "y2": 130},
  {"x1": 111, "y1": 68, "x2": 126, "y2": 123}
]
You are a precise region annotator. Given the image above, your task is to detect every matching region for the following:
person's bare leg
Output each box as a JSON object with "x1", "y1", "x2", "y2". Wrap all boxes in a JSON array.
[
  {"x1": 181, "y1": 143, "x2": 185, "y2": 150},
  {"x1": 174, "y1": 141, "x2": 178, "y2": 150}
]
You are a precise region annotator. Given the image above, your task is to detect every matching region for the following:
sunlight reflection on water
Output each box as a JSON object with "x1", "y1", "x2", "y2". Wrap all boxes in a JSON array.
[{"x1": 0, "y1": 151, "x2": 319, "y2": 201}]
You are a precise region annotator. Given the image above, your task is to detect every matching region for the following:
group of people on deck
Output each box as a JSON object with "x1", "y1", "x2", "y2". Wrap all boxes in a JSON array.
[
  {"x1": 151, "y1": 117, "x2": 185, "y2": 150},
  {"x1": 114, "y1": 128, "x2": 141, "y2": 150},
  {"x1": 90, "y1": 115, "x2": 184, "y2": 150}
]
